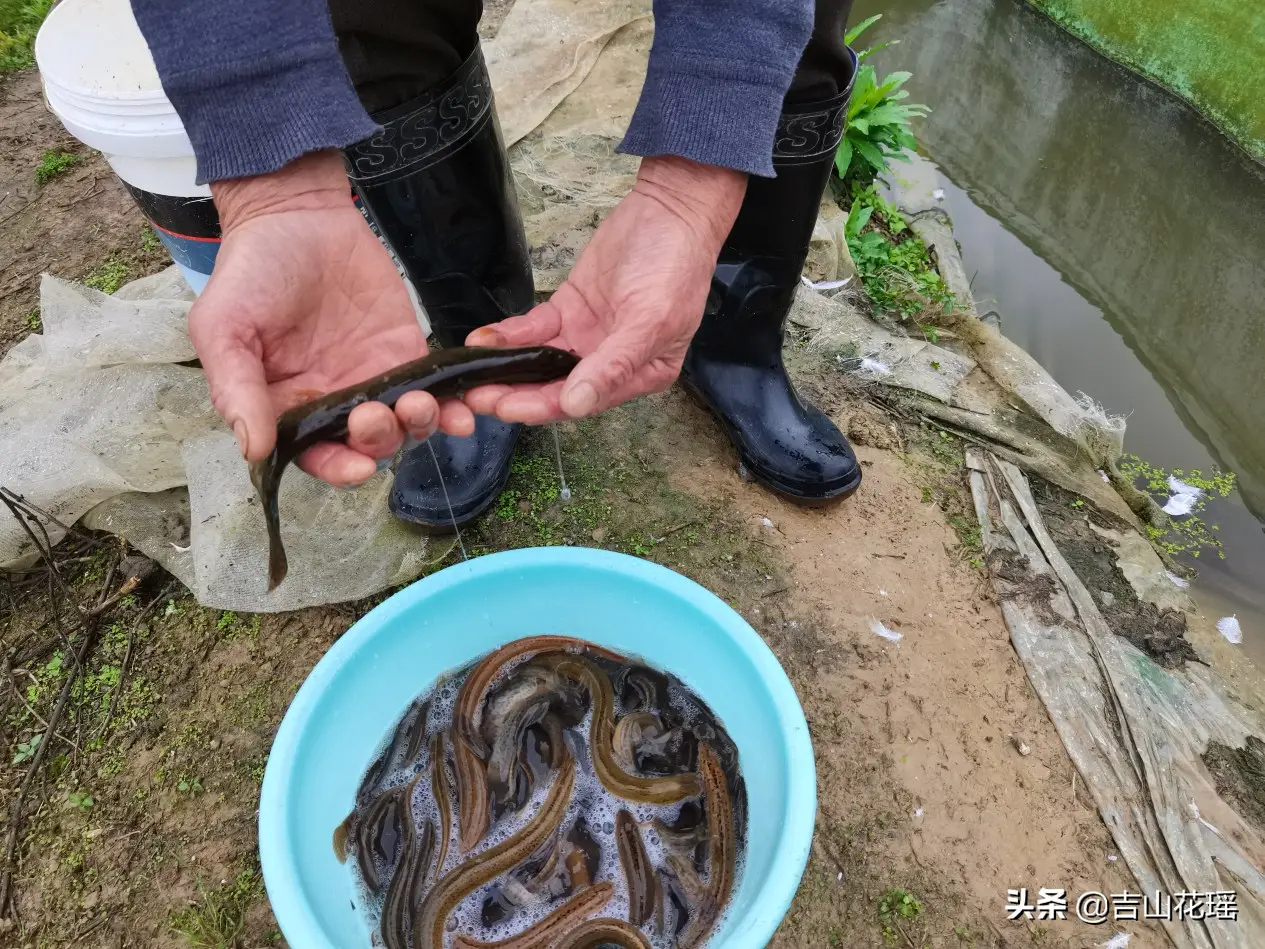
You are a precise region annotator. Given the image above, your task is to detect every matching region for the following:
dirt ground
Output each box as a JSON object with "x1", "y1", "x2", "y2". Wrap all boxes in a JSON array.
[
  {"x1": 0, "y1": 70, "x2": 169, "y2": 355},
  {"x1": 0, "y1": 53, "x2": 1174, "y2": 949}
]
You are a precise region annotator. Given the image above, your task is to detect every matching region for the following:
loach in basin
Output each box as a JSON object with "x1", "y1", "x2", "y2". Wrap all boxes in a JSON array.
[{"x1": 259, "y1": 547, "x2": 816, "y2": 949}]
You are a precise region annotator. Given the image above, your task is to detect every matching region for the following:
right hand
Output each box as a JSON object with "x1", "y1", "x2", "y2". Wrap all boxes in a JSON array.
[{"x1": 191, "y1": 150, "x2": 475, "y2": 487}]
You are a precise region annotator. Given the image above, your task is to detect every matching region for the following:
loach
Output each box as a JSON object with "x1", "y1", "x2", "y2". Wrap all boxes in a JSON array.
[{"x1": 249, "y1": 346, "x2": 579, "y2": 591}]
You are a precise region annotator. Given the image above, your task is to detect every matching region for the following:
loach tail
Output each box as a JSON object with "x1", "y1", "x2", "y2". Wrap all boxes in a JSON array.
[{"x1": 249, "y1": 454, "x2": 288, "y2": 591}]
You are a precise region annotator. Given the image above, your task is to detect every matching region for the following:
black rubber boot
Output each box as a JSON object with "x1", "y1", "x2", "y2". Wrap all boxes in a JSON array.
[
  {"x1": 344, "y1": 48, "x2": 531, "y2": 533},
  {"x1": 681, "y1": 50, "x2": 862, "y2": 505}
]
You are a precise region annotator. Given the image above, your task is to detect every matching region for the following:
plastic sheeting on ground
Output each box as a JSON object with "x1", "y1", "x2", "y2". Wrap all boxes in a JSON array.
[
  {"x1": 0, "y1": 268, "x2": 443, "y2": 611},
  {"x1": 970, "y1": 449, "x2": 1265, "y2": 949}
]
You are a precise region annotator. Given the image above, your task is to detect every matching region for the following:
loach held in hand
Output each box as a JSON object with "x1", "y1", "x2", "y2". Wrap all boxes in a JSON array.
[{"x1": 249, "y1": 346, "x2": 580, "y2": 591}]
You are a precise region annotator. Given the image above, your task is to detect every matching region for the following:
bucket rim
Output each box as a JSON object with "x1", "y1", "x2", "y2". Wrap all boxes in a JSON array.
[{"x1": 35, "y1": 0, "x2": 169, "y2": 104}]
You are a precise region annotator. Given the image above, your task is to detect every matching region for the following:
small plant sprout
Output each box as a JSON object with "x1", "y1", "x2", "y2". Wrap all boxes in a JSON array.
[
  {"x1": 68, "y1": 790, "x2": 94, "y2": 810},
  {"x1": 13, "y1": 733, "x2": 42, "y2": 765},
  {"x1": 35, "y1": 148, "x2": 80, "y2": 184}
]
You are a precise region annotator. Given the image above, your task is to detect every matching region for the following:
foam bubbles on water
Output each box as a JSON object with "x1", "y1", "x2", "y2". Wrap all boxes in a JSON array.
[{"x1": 350, "y1": 648, "x2": 746, "y2": 948}]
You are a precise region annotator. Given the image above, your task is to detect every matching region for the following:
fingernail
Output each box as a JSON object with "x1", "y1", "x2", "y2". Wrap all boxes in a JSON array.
[
  {"x1": 563, "y1": 381, "x2": 599, "y2": 417},
  {"x1": 232, "y1": 420, "x2": 248, "y2": 458},
  {"x1": 469, "y1": 327, "x2": 506, "y2": 347},
  {"x1": 414, "y1": 400, "x2": 437, "y2": 432}
]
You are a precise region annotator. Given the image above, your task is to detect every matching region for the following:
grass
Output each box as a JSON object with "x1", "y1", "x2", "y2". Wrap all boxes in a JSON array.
[
  {"x1": 878, "y1": 885, "x2": 924, "y2": 942},
  {"x1": 35, "y1": 148, "x2": 80, "y2": 184},
  {"x1": 84, "y1": 255, "x2": 131, "y2": 294},
  {"x1": 1026, "y1": 0, "x2": 1265, "y2": 160},
  {"x1": 1118, "y1": 453, "x2": 1236, "y2": 559},
  {"x1": 0, "y1": 0, "x2": 52, "y2": 72},
  {"x1": 840, "y1": 181, "x2": 955, "y2": 323},
  {"x1": 170, "y1": 870, "x2": 262, "y2": 949}
]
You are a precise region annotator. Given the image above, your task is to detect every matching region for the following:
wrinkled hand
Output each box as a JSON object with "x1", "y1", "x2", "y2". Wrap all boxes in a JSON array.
[
  {"x1": 192, "y1": 151, "x2": 474, "y2": 487},
  {"x1": 463, "y1": 156, "x2": 746, "y2": 422}
]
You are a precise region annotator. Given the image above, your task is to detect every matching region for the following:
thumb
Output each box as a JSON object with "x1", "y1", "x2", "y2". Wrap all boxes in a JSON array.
[
  {"x1": 559, "y1": 320, "x2": 660, "y2": 418},
  {"x1": 191, "y1": 308, "x2": 277, "y2": 462}
]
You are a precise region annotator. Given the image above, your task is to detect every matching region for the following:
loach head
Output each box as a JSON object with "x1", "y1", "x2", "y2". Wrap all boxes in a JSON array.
[
  {"x1": 248, "y1": 452, "x2": 289, "y2": 591},
  {"x1": 540, "y1": 346, "x2": 581, "y2": 376}
]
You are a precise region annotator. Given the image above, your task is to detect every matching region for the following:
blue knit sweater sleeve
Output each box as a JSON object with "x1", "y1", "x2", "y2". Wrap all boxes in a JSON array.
[
  {"x1": 129, "y1": 0, "x2": 812, "y2": 185},
  {"x1": 618, "y1": 0, "x2": 814, "y2": 177},
  {"x1": 129, "y1": 0, "x2": 379, "y2": 185}
]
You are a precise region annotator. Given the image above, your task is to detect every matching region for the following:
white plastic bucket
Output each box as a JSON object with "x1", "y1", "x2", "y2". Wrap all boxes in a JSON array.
[{"x1": 35, "y1": 0, "x2": 219, "y2": 293}]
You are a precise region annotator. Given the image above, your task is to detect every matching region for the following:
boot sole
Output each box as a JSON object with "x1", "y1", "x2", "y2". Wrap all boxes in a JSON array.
[{"x1": 681, "y1": 381, "x2": 863, "y2": 506}]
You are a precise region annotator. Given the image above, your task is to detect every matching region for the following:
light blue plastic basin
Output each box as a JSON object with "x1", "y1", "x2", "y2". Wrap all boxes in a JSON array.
[{"x1": 258, "y1": 547, "x2": 815, "y2": 948}]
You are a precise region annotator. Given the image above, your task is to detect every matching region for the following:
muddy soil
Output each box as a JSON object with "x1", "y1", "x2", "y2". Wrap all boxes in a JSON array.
[
  {"x1": 1033, "y1": 481, "x2": 1203, "y2": 670},
  {"x1": 0, "y1": 71, "x2": 169, "y2": 358}
]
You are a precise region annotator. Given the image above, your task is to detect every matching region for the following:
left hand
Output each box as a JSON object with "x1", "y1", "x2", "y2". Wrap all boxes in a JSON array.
[{"x1": 462, "y1": 156, "x2": 746, "y2": 422}]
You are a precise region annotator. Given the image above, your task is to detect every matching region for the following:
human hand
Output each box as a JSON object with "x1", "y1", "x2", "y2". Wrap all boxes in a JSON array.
[
  {"x1": 191, "y1": 151, "x2": 475, "y2": 488},
  {"x1": 462, "y1": 156, "x2": 746, "y2": 422}
]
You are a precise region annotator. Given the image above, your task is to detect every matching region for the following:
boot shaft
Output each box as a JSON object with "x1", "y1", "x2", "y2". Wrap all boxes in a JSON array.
[
  {"x1": 695, "y1": 48, "x2": 858, "y2": 365},
  {"x1": 724, "y1": 70, "x2": 856, "y2": 268},
  {"x1": 343, "y1": 48, "x2": 533, "y2": 347}
]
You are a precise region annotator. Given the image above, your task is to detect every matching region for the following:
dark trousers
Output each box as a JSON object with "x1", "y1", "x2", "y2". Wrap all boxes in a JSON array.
[{"x1": 328, "y1": 0, "x2": 857, "y2": 118}]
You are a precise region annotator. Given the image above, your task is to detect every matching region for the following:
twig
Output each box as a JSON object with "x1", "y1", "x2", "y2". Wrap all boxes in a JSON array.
[
  {"x1": 98, "y1": 582, "x2": 175, "y2": 738},
  {"x1": 59, "y1": 184, "x2": 103, "y2": 210},
  {"x1": 0, "y1": 491, "x2": 82, "y2": 617},
  {"x1": 0, "y1": 616, "x2": 103, "y2": 916},
  {"x1": 760, "y1": 586, "x2": 789, "y2": 598},
  {"x1": 86, "y1": 574, "x2": 139, "y2": 619},
  {"x1": 892, "y1": 919, "x2": 918, "y2": 949},
  {"x1": 0, "y1": 195, "x2": 39, "y2": 228},
  {"x1": 871, "y1": 552, "x2": 907, "y2": 560},
  {"x1": 1, "y1": 666, "x2": 81, "y2": 754},
  {"x1": 657, "y1": 520, "x2": 699, "y2": 539},
  {"x1": 0, "y1": 488, "x2": 103, "y2": 547}
]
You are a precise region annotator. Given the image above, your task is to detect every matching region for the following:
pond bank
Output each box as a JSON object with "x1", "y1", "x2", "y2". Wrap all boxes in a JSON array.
[
  {"x1": 853, "y1": 0, "x2": 1265, "y2": 668},
  {"x1": 1024, "y1": 0, "x2": 1265, "y2": 162}
]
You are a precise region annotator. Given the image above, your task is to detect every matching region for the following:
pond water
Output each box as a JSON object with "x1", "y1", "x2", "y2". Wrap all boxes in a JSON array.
[{"x1": 850, "y1": 0, "x2": 1265, "y2": 664}]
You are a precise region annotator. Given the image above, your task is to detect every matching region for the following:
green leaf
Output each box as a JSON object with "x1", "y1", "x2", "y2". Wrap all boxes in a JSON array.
[
  {"x1": 857, "y1": 39, "x2": 899, "y2": 62},
  {"x1": 844, "y1": 13, "x2": 882, "y2": 45},
  {"x1": 859, "y1": 231, "x2": 889, "y2": 252},
  {"x1": 845, "y1": 202, "x2": 874, "y2": 239},
  {"x1": 874, "y1": 72, "x2": 913, "y2": 101},
  {"x1": 848, "y1": 67, "x2": 877, "y2": 118},
  {"x1": 854, "y1": 139, "x2": 886, "y2": 171},
  {"x1": 864, "y1": 104, "x2": 910, "y2": 127},
  {"x1": 833, "y1": 138, "x2": 854, "y2": 179},
  {"x1": 849, "y1": 117, "x2": 871, "y2": 134}
]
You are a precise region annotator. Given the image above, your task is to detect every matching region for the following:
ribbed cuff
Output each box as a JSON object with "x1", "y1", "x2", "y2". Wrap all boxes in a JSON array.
[
  {"x1": 618, "y1": 53, "x2": 792, "y2": 178},
  {"x1": 161, "y1": 43, "x2": 380, "y2": 185}
]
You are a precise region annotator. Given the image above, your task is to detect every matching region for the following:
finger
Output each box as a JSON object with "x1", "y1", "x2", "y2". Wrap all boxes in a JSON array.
[
  {"x1": 438, "y1": 398, "x2": 476, "y2": 437},
  {"x1": 395, "y1": 391, "x2": 440, "y2": 441},
  {"x1": 558, "y1": 321, "x2": 661, "y2": 418},
  {"x1": 297, "y1": 441, "x2": 379, "y2": 487},
  {"x1": 189, "y1": 295, "x2": 276, "y2": 463},
  {"x1": 346, "y1": 400, "x2": 405, "y2": 460},
  {"x1": 466, "y1": 301, "x2": 563, "y2": 348},
  {"x1": 462, "y1": 383, "x2": 514, "y2": 415},
  {"x1": 492, "y1": 380, "x2": 567, "y2": 424}
]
